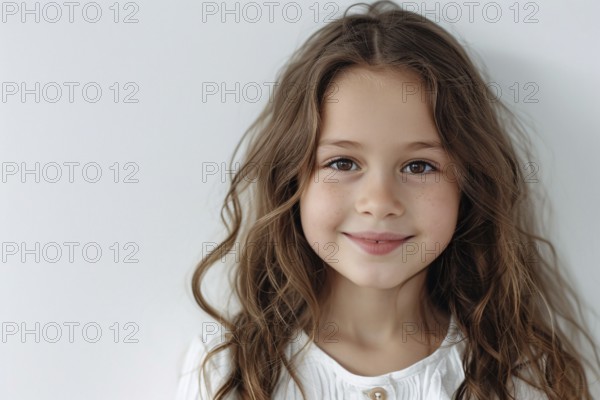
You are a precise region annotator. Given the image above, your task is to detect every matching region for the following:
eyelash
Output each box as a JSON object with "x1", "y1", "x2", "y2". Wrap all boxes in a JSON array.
[{"x1": 323, "y1": 157, "x2": 438, "y2": 174}]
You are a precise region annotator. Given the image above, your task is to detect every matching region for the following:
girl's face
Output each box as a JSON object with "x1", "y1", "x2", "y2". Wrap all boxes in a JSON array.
[{"x1": 299, "y1": 66, "x2": 461, "y2": 289}]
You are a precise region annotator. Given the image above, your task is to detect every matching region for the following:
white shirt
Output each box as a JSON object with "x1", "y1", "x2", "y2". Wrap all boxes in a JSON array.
[{"x1": 176, "y1": 314, "x2": 548, "y2": 399}]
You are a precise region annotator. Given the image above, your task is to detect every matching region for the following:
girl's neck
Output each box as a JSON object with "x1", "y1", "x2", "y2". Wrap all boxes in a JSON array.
[{"x1": 314, "y1": 269, "x2": 448, "y2": 349}]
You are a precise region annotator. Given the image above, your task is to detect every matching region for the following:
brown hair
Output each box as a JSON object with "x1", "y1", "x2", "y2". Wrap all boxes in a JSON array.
[{"x1": 191, "y1": 1, "x2": 600, "y2": 398}]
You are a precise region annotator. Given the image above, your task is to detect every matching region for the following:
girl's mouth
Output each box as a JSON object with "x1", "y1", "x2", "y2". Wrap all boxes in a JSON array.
[{"x1": 343, "y1": 233, "x2": 413, "y2": 256}]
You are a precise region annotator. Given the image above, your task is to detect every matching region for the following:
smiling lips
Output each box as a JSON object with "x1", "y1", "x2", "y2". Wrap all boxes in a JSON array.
[{"x1": 343, "y1": 232, "x2": 413, "y2": 255}]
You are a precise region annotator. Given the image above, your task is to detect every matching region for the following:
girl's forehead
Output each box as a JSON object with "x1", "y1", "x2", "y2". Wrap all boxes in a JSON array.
[
  {"x1": 333, "y1": 65, "x2": 423, "y2": 88},
  {"x1": 321, "y1": 68, "x2": 433, "y2": 122},
  {"x1": 324, "y1": 66, "x2": 431, "y2": 114}
]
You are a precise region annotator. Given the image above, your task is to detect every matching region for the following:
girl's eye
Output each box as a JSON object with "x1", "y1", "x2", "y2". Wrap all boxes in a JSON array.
[
  {"x1": 402, "y1": 161, "x2": 437, "y2": 174},
  {"x1": 324, "y1": 158, "x2": 437, "y2": 174},
  {"x1": 324, "y1": 157, "x2": 357, "y2": 172}
]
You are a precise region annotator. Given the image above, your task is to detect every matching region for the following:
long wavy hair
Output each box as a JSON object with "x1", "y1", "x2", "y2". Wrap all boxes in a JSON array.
[{"x1": 191, "y1": 1, "x2": 600, "y2": 399}]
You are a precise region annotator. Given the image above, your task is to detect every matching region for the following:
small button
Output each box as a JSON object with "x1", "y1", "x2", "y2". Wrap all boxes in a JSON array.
[{"x1": 364, "y1": 386, "x2": 387, "y2": 400}]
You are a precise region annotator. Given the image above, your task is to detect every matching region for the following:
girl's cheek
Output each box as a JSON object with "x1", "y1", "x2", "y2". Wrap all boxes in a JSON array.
[
  {"x1": 315, "y1": 170, "x2": 348, "y2": 192},
  {"x1": 315, "y1": 167, "x2": 344, "y2": 185}
]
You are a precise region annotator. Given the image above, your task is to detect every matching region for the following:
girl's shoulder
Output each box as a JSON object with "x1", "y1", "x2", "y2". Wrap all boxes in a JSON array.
[{"x1": 176, "y1": 330, "x2": 233, "y2": 400}]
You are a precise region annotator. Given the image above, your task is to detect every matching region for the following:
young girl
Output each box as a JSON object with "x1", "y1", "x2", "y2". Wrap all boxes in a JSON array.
[{"x1": 178, "y1": 1, "x2": 600, "y2": 399}]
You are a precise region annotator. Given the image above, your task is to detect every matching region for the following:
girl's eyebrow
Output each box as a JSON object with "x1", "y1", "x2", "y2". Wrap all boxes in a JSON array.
[{"x1": 318, "y1": 139, "x2": 444, "y2": 152}]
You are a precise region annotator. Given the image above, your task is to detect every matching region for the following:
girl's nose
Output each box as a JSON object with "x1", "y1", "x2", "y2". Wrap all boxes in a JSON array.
[{"x1": 355, "y1": 172, "x2": 405, "y2": 219}]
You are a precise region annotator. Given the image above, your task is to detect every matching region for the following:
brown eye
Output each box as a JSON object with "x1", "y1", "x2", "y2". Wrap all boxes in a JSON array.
[
  {"x1": 325, "y1": 158, "x2": 357, "y2": 172},
  {"x1": 403, "y1": 161, "x2": 436, "y2": 174}
]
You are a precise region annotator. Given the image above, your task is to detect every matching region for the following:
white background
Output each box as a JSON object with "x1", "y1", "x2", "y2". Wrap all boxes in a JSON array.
[{"x1": 1, "y1": 0, "x2": 599, "y2": 398}]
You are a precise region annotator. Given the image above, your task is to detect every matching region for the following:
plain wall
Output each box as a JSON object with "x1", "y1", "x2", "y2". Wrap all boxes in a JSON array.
[{"x1": 1, "y1": 0, "x2": 598, "y2": 398}]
